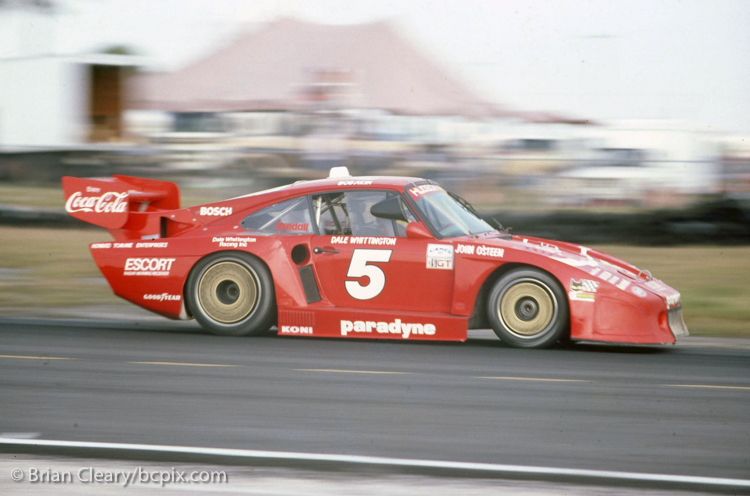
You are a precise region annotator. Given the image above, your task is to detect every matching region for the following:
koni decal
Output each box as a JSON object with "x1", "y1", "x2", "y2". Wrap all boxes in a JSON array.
[
  {"x1": 124, "y1": 258, "x2": 176, "y2": 276},
  {"x1": 340, "y1": 318, "x2": 436, "y2": 339},
  {"x1": 280, "y1": 325, "x2": 313, "y2": 335}
]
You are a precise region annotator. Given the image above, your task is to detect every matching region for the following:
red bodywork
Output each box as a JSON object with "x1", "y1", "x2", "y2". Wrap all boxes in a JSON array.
[{"x1": 62, "y1": 174, "x2": 687, "y2": 345}]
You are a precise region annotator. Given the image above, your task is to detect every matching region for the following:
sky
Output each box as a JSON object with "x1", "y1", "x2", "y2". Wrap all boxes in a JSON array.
[{"x1": 4, "y1": 0, "x2": 750, "y2": 134}]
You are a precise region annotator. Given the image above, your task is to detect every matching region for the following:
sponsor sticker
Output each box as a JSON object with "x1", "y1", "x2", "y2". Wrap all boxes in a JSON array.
[
  {"x1": 338, "y1": 180, "x2": 373, "y2": 186},
  {"x1": 455, "y1": 244, "x2": 504, "y2": 258},
  {"x1": 280, "y1": 325, "x2": 313, "y2": 335},
  {"x1": 143, "y1": 293, "x2": 181, "y2": 302},
  {"x1": 407, "y1": 184, "x2": 443, "y2": 200},
  {"x1": 331, "y1": 236, "x2": 397, "y2": 246},
  {"x1": 426, "y1": 243, "x2": 454, "y2": 270},
  {"x1": 276, "y1": 221, "x2": 310, "y2": 231},
  {"x1": 632, "y1": 287, "x2": 647, "y2": 298},
  {"x1": 65, "y1": 191, "x2": 128, "y2": 214},
  {"x1": 198, "y1": 206, "x2": 233, "y2": 216},
  {"x1": 569, "y1": 279, "x2": 599, "y2": 302},
  {"x1": 212, "y1": 236, "x2": 256, "y2": 248},
  {"x1": 124, "y1": 258, "x2": 175, "y2": 276},
  {"x1": 136, "y1": 242, "x2": 169, "y2": 248},
  {"x1": 476, "y1": 245, "x2": 504, "y2": 258},
  {"x1": 340, "y1": 319, "x2": 436, "y2": 339}
]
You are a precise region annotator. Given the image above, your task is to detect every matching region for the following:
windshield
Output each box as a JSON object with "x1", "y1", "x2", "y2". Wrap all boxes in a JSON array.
[{"x1": 407, "y1": 185, "x2": 497, "y2": 238}]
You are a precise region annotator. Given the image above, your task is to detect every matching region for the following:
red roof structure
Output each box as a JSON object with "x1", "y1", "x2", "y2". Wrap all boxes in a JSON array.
[{"x1": 131, "y1": 18, "x2": 504, "y2": 118}]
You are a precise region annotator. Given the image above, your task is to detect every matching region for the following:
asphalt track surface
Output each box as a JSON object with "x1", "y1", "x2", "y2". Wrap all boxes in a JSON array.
[{"x1": 1, "y1": 317, "x2": 749, "y2": 487}]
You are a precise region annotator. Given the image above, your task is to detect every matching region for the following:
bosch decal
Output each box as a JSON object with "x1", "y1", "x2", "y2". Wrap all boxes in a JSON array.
[{"x1": 199, "y1": 206, "x2": 233, "y2": 216}]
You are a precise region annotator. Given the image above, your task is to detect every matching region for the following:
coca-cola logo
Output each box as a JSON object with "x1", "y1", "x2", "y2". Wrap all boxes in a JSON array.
[{"x1": 65, "y1": 191, "x2": 128, "y2": 214}]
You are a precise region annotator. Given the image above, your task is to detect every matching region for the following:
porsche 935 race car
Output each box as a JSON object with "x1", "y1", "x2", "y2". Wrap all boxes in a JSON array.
[{"x1": 62, "y1": 167, "x2": 688, "y2": 348}]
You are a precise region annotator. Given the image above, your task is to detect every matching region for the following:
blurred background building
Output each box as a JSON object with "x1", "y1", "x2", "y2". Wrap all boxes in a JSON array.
[{"x1": 1, "y1": 1, "x2": 749, "y2": 217}]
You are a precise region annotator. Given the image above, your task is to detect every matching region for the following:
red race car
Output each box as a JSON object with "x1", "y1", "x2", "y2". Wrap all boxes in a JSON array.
[{"x1": 62, "y1": 167, "x2": 687, "y2": 348}]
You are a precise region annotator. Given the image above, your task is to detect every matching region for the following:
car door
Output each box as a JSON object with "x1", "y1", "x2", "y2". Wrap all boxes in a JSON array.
[{"x1": 309, "y1": 190, "x2": 454, "y2": 314}]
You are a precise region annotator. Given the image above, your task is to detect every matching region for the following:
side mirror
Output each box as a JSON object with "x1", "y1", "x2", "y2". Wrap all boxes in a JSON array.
[
  {"x1": 406, "y1": 222, "x2": 434, "y2": 240},
  {"x1": 370, "y1": 196, "x2": 407, "y2": 222}
]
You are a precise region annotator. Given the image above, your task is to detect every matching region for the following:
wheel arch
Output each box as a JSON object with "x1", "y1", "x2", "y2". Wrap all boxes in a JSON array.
[
  {"x1": 182, "y1": 249, "x2": 276, "y2": 320},
  {"x1": 468, "y1": 262, "x2": 569, "y2": 333}
]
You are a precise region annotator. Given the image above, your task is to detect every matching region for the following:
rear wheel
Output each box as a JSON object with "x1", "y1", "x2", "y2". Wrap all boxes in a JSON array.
[
  {"x1": 487, "y1": 268, "x2": 568, "y2": 348},
  {"x1": 186, "y1": 252, "x2": 275, "y2": 336}
]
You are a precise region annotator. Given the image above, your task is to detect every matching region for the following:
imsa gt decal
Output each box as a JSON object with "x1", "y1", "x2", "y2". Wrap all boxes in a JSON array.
[{"x1": 426, "y1": 244, "x2": 453, "y2": 270}]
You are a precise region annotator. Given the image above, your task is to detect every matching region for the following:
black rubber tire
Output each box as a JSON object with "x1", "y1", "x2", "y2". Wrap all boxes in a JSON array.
[
  {"x1": 487, "y1": 268, "x2": 569, "y2": 349},
  {"x1": 186, "y1": 252, "x2": 276, "y2": 336}
]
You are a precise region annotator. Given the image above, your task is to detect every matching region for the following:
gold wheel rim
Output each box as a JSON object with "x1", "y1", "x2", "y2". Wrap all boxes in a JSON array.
[
  {"x1": 499, "y1": 281, "x2": 555, "y2": 337},
  {"x1": 197, "y1": 261, "x2": 258, "y2": 324}
]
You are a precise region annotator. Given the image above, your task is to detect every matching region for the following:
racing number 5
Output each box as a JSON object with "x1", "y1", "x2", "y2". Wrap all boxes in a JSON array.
[{"x1": 345, "y1": 249, "x2": 393, "y2": 300}]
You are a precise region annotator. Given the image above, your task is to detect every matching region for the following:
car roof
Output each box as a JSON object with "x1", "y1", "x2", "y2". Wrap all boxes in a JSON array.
[{"x1": 232, "y1": 169, "x2": 430, "y2": 203}]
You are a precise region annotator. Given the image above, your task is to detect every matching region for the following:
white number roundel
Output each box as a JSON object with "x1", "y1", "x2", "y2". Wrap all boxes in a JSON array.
[{"x1": 345, "y1": 249, "x2": 392, "y2": 300}]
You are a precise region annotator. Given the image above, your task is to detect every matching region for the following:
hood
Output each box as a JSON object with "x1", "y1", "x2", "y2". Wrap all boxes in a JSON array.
[{"x1": 468, "y1": 233, "x2": 681, "y2": 309}]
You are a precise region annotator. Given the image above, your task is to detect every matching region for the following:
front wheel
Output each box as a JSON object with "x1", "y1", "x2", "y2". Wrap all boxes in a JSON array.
[
  {"x1": 487, "y1": 268, "x2": 569, "y2": 349},
  {"x1": 186, "y1": 252, "x2": 276, "y2": 336}
]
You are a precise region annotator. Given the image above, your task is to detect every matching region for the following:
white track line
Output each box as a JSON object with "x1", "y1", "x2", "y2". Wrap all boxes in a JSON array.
[{"x1": 0, "y1": 438, "x2": 748, "y2": 488}]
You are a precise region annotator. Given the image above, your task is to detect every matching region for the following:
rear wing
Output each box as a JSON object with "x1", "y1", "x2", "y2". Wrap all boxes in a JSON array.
[{"x1": 63, "y1": 175, "x2": 181, "y2": 237}]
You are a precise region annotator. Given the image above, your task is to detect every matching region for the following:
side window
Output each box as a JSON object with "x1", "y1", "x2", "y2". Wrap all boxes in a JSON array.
[
  {"x1": 312, "y1": 193, "x2": 351, "y2": 235},
  {"x1": 312, "y1": 191, "x2": 416, "y2": 237},
  {"x1": 241, "y1": 197, "x2": 313, "y2": 234}
]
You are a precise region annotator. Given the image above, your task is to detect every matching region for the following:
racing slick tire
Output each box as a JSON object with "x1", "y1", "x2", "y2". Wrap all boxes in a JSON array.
[
  {"x1": 186, "y1": 252, "x2": 276, "y2": 336},
  {"x1": 487, "y1": 268, "x2": 569, "y2": 349}
]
